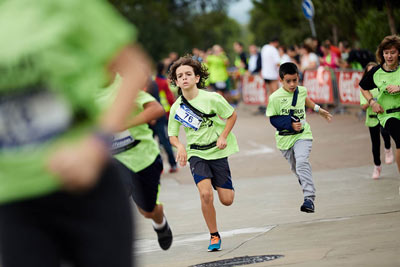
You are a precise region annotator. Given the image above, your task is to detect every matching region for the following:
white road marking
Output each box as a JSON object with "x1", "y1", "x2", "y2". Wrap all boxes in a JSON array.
[
  {"x1": 232, "y1": 141, "x2": 274, "y2": 158},
  {"x1": 135, "y1": 226, "x2": 276, "y2": 254}
]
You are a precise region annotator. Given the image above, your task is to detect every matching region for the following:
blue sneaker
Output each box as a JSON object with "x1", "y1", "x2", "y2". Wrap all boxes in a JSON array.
[
  {"x1": 300, "y1": 199, "x2": 315, "y2": 213},
  {"x1": 208, "y1": 236, "x2": 221, "y2": 252}
]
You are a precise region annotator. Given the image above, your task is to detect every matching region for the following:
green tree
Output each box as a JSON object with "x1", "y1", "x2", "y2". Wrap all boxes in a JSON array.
[
  {"x1": 248, "y1": 0, "x2": 400, "y2": 51},
  {"x1": 109, "y1": 0, "x2": 242, "y2": 62}
]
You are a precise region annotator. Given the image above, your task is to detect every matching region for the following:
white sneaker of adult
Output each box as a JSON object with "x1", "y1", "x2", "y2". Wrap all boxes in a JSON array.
[
  {"x1": 372, "y1": 165, "x2": 381, "y2": 179},
  {"x1": 384, "y1": 148, "x2": 394, "y2": 164}
]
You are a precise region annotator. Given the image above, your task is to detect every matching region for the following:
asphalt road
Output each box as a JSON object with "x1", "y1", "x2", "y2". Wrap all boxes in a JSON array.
[{"x1": 134, "y1": 104, "x2": 400, "y2": 267}]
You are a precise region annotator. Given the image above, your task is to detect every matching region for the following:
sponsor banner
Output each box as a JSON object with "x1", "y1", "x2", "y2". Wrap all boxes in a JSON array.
[
  {"x1": 335, "y1": 70, "x2": 363, "y2": 105},
  {"x1": 242, "y1": 75, "x2": 267, "y2": 105},
  {"x1": 302, "y1": 69, "x2": 334, "y2": 104}
]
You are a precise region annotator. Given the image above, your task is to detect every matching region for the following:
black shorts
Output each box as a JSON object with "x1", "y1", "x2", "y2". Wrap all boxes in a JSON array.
[
  {"x1": 115, "y1": 155, "x2": 163, "y2": 212},
  {"x1": 0, "y1": 160, "x2": 133, "y2": 267},
  {"x1": 189, "y1": 156, "x2": 234, "y2": 190},
  {"x1": 384, "y1": 118, "x2": 400, "y2": 149}
]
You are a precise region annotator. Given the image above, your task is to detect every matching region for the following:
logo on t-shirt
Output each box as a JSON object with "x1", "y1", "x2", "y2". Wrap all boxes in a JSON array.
[{"x1": 199, "y1": 117, "x2": 213, "y2": 129}]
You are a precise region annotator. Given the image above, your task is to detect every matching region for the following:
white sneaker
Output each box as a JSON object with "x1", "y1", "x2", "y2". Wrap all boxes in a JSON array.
[
  {"x1": 384, "y1": 148, "x2": 394, "y2": 164},
  {"x1": 372, "y1": 165, "x2": 381, "y2": 179}
]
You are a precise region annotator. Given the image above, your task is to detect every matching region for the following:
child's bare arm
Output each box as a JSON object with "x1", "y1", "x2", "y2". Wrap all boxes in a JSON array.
[
  {"x1": 169, "y1": 136, "x2": 187, "y2": 167},
  {"x1": 217, "y1": 111, "x2": 237, "y2": 149},
  {"x1": 121, "y1": 100, "x2": 164, "y2": 130},
  {"x1": 305, "y1": 97, "x2": 332, "y2": 122}
]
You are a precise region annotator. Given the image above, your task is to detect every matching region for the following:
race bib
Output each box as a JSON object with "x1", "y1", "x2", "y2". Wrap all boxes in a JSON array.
[
  {"x1": 111, "y1": 130, "x2": 138, "y2": 154},
  {"x1": 174, "y1": 104, "x2": 203, "y2": 131},
  {"x1": 0, "y1": 90, "x2": 72, "y2": 149}
]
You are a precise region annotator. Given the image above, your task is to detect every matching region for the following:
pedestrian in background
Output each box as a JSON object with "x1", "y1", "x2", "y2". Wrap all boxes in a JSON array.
[
  {"x1": 261, "y1": 37, "x2": 281, "y2": 111},
  {"x1": 153, "y1": 62, "x2": 178, "y2": 173},
  {"x1": 248, "y1": 44, "x2": 262, "y2": 75},
  {"x1": 205, "y1": 45, "x2": 230, "y2": 101}
]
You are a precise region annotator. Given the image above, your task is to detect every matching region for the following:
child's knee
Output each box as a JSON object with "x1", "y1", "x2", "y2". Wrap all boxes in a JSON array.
[
  {"x1": 219, "y1": 191, "x2": 234, "y2": 206},
  {"x1": 220, "y1": 197, "x2": 233, "y2": 206},
  {"x1": 200, "y1": 190, "x2": 213, "y2": 204}
]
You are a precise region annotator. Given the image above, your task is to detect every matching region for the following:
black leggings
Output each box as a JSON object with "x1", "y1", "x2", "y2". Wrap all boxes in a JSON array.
[
  {"x1": 0, "y1": 160, "x2": 133, "y2": 267},
  {"x1": 385, "y1": 118, "x2": 400, "y2": 149},
  {"x1": 368, "y1": 124, "x2": 391, "y2": 166}
]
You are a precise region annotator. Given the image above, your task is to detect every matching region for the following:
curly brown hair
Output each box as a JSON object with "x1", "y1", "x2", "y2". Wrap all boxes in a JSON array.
[
  {"x1": 168, "y1": 55, "x2": 209, "y2": 95},
  {"x1": 375, "y1": 35, "x2": 400, "y2": 65}
]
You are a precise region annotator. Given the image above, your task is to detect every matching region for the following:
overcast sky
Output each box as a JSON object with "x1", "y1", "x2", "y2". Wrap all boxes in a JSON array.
[{"x1": 228, "y1": 0, "x2": 253, "y2": 25}]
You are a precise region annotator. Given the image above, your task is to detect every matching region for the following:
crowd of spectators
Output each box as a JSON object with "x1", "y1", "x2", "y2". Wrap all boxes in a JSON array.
[{"x1": 150, "y1": 37, "x2": 375, "y2": 108}]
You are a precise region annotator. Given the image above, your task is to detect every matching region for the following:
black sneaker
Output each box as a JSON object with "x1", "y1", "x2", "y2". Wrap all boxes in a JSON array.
[
  {"x1": 154, "y1": 220, "x2": 173, "y2": 250},
  {"x1": 300, "y1": 199, "x2": 315, "y2": 213}
]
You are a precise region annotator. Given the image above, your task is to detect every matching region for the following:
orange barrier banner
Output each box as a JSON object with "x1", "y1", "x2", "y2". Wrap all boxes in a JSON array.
[
  {"x1": 335, "y1": 70, "x2": 363, "y2": 105},
  {"x1": 242, "y1": 75, "x2": 267, "y2": 105},
  {"x1": 302, "y1": 69, "x2": 335, "y2": 104}
]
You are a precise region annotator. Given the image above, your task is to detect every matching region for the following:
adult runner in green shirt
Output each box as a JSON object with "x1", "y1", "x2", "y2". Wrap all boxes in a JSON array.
[
  {"x1": 359, "y1": 35, "x2": 400, "y2": 174},
  {"x1": 359, "y1": 62, "x2": 393, "y2": 179},
  {"x1": 168, "y1": 55, "x2": 239, "y2": 252},
  {"x1": 0, "y1": 0, "x2": 150, "y2": 266},
  {"x1": 267, "y1": 62, "x2": 332, "y2": 213},
  {"x1": 205, "y1": 45, "x2": 230, "y2": 100}
]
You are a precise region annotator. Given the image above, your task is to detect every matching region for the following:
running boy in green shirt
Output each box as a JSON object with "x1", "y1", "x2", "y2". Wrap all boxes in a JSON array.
[
  {"x1": 168, "y1": 55, "x2": 239, "y2": 252},
  {"x1": 266, "y1": 62, "x2": 332, "y2": 213},
  {"x1": 97, "y1": 75, "x2": 173, "y2": 251}
]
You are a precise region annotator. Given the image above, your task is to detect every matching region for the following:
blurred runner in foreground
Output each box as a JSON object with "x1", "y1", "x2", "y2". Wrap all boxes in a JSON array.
[{"x1": 0, "y1": 0, "x2": 149, "y2": 266}]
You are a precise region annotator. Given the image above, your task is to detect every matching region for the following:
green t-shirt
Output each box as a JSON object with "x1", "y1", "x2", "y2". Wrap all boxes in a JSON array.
[
  {"x1": 96, "y1": 77, "x2": 160, "y2": 172},
  {"x1": 359, "y1": 65, "x2": 400, "y2": 127},
  {"x1": 206, "y1": 54, "x2": 229, "y2": 83},
  {"x1": 360, "y1": 88, "x2": 380, "y2": 127},
  {"x1": 168, "y1": 89, "x2": 239, "y2": 160},
  {"x1": 0, "y1": 0, "x2": 135, "y2": 204},
  {"x1": 266, "y1": 86, "x2": 313, "y2": 150}
]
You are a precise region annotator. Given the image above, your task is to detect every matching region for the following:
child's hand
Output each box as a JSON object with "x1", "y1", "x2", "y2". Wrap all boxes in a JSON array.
[
  {"x1": 176, "y1": 144, "x2": 187, "y2": 167},
  {"x1": 319, "y1": 108, "x2": 333, "y2": 122},
  {"x1": 386, "y1": 85, "x2": 400, "y2": 94},
  {"x1": 47, "y1": 136, "x2": 108, "y2": 192},
  {"x1": 217, "y1": 136, "x2": 227, "y2": 149},
  {"x1": 292, "y1": 122, "x2": 302, "y2": 132},
  {"x1": 371, "y1": 102, "x2": 384, "y2": 113}
]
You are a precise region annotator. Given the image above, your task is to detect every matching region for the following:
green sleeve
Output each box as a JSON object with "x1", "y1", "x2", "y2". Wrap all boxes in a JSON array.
[
  {"x1": 266, "y1": 95, "x2": 279, "y2": 117},
  {"x1": 137, "y1": 91, "x2": 156, "y2": 107},
  {"x1": 168, "y1": 101, "x2": 181, "y2": 136},
  {"x1": 214, "y1": 93, "x2": 234, "y2": 119}
]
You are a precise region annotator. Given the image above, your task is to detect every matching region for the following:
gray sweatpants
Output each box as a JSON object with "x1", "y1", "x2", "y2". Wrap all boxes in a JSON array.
[{"x1": 280, "y1": 139, "x2": 315, "y2": 200}]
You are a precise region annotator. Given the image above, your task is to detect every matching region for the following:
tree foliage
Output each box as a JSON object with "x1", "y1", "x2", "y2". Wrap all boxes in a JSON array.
[
  {"x1": 109, "y1": 0, "x2": 242, "y2": 61},
  {"x1": 248, "y1": 0, "x2": 400, "y2": 52}
]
